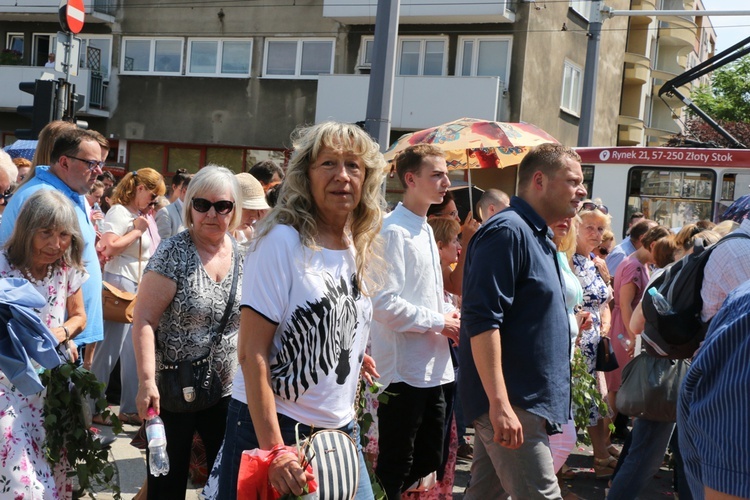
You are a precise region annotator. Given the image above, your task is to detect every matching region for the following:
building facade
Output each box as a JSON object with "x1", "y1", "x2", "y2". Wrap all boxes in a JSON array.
[{"x1": 3, "y1": 0, "x2": 715, "y2": 179}]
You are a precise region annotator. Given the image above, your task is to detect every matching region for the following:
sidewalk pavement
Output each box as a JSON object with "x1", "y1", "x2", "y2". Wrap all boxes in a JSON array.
[{"x1": 88, "y1": 411, "x2": 674, "y2": 499}]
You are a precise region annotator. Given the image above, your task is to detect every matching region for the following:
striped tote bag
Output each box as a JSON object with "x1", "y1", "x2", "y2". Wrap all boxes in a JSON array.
[{"x1": 309, "y1": 429, "x2": 360, "y2": 500}]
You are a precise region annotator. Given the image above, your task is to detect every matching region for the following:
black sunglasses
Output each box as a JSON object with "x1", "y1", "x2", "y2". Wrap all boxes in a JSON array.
[
  {"x1": 580, "y1": 201, "x2": 609, "y2": 215},
  {"x1": 598, "y1": 246, "x2": 610, "y2": 256},
  {"x1": 192, "y1": 198, "x2": 234, "y2": 215},
  {"x1": 0, "y1": 188, "x2": 13, "y2": 205}
]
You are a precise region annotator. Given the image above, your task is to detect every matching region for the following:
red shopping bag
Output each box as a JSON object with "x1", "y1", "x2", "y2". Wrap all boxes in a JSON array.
[{"x1": 237, "y1": 447, "x2": 318, "y2": 500}]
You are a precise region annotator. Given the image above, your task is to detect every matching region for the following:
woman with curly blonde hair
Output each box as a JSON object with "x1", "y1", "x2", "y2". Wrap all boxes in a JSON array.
[{"x1": 211, "y1": 122, "x2": 385, "y2": 499}]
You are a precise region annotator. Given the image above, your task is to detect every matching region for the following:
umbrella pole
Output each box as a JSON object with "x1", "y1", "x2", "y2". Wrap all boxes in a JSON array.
[{"x1": 467, "y1": 168, "x2": 474, "y2": 218}]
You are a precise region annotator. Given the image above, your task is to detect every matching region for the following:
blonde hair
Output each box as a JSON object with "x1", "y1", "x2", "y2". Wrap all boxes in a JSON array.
[
  {"x1": 254, "y1": 122, "x2": 386, "y2": 294},
  {"x1": 112, "y1": 168, "x2": 166, "y2": 206},
  {"x1": 713, "y1": 220, "x2": 739, "y2": 237},
  {"x1": 428, "y1": 216, "x2": 461, "y2": 246},
  {"x1": 557, "y1": 216, "x2": 580, "y2": 262},
  {"x1": 601, "y1": 229, "x2": 615, "y2": 248}
]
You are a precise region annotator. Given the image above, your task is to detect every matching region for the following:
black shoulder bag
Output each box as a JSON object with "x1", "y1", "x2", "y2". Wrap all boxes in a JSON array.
[{"x1": 157, "y1": 240, "x2": 240, "y2": 413}]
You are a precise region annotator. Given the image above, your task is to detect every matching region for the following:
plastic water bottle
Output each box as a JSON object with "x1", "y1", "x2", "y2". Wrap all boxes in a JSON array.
[
  {"x1": 648, "y1": 287, "x2": 675, "y2": 315},
  {"x1": 92, "y1": 202, "x2": 103, "y2": 231},
  {"x1": 617, "y1": 333, "x2": 632, "y2": 350},
  {"x1": 146, "y1": 408, "x2": 170, "y2": 476}
]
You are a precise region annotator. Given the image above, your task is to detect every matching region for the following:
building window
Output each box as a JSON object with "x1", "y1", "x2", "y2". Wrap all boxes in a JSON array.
[
  {"x1": 569, "y1": 0, "x2": 593, "y2": 20},
  {"x1": 78, "y1": 36, "x2": 112, "y2": 77},
  {"x1": 398, "y1": 38, "x2": 446, "y2": 76},
  {"x1": 560, "y1": 60, "x2": 583, "y2": 116},
  {"x1": 6, "y1": 33, "x2": 24, "y2": 56},
  {"x1": 263, "y1": 38, "x2": 334, "y2": 78},
  {"x1": 457, "y1": 36, "x2": 512, "y2": 85},
  {"x1": 121, "y1": 38, "x2": 183, "y2": 75},
  {"x1": 358, "y1": 37, "x2": 374, "y2": 69},
  {"x1": 187, "y1": 39, "x2": 252, "y2": 77}
]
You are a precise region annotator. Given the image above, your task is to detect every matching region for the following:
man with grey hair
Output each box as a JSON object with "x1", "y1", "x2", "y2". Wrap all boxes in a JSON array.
[
  {"x1": 0, "y1": 129, "x2": 104, "y2": 361},
  {"x1": 476, "y1": 188, "x2": 510, "y2": 224}
]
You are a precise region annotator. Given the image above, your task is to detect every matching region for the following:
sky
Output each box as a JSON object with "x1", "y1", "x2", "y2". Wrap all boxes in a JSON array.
[{"x1": 701, "y1": 0, "x2": 750, "y2": 53}]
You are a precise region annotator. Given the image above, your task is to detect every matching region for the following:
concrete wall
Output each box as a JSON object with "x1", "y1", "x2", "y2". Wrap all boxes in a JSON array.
[
  {"x1": 107, "y1": 0, "x2": 346, "y2": 149},
  {"x1": 513, "y1": 1, "x2": 628, "y2": 147}
]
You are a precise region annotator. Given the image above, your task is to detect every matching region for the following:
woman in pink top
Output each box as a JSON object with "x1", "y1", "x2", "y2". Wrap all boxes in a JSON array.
[{"x1": 606, "y1": 225, "x2": 671, "y2": 415}]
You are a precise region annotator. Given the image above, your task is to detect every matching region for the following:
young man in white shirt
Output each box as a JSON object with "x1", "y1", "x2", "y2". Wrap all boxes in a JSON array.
[{"x1": 371, "y1": 144, "x2": 461, "y2": 500}]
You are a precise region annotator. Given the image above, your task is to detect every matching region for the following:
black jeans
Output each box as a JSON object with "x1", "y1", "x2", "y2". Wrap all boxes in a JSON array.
[
  {"x1": 146, "y1": 396, "x2": 230, "y2": 500},
  {"x1": 375, "y1": 382, "x2": 448, "y2": 500}
]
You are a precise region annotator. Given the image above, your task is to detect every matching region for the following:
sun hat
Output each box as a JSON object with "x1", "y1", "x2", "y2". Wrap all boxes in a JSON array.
[{"x1": 236, "y1": 173, "x2": 270, "y2": 210}]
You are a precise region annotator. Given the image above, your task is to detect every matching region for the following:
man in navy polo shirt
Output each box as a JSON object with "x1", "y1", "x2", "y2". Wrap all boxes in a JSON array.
[{"x1": 460, "y1": 143, "x2": 587, "y2": 498}]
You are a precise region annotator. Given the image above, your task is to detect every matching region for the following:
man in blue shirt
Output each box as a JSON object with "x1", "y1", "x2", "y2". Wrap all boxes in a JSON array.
[
  {"x1": 460, "y1": 143, "x2": 587, "y2": 498},
  {"x1": 605, "y1": 218, "x2": 656, "y2": 278},
  {"x1": 0, "y1": 128, "x2": 104, "y2": 359},
  {"x1": 679, "y1": 280, "x2": 750, "y2": 500}
]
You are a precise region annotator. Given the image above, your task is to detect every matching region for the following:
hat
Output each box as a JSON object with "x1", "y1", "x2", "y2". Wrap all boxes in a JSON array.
[{"x1": 236, "y1": 173, "x2": 270, "y2": 210}]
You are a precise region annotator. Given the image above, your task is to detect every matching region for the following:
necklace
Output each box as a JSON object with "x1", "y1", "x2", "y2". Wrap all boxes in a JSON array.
[{"x1": 22, "y1": 264, "x2": 54, "y2": 286}]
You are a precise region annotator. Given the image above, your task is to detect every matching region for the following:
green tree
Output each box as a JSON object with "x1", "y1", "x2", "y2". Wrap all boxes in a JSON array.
[{"x1": 691, "y1": 54, "x2": 750, "y2": 123}]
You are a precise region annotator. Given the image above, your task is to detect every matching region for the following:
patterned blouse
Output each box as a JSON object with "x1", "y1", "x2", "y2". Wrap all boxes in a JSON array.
[{"x1": 145, "y1": 230, "x2": 243, "y2": 398}]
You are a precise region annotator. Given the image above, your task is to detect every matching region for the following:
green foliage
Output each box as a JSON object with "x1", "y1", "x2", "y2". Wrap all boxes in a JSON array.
[
  {"x1": 571, "y1": 349, "x2": 610, "y2": 446},
  {"x1": 40, "y1": 363, "x2": 122, "y2": 498},
  {"x1": 691, "y1": 54, "x2": 750, "y2": 123},
  {"x1": 356, "y1": 379, "x2": 388, "y2": 500}
]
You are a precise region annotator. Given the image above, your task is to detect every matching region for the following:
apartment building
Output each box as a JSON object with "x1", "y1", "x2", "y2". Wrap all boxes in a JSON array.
[
  {"x1": 2, "y1": 0, "x2": 634, "y2": 178},
  {"x1": 617, "y1": 0, "x2": 716, "y2": 146}
]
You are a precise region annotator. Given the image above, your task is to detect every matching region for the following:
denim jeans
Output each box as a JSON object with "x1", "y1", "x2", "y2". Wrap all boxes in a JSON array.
[
  {"x1": 217, "y1": 398, "x2": 374, "y2": 500},
  {"x1": 607, "y1": 418, "x2": 675, "y2": 499}
]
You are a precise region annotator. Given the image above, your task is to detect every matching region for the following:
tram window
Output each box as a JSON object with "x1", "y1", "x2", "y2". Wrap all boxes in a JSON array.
[
  {"x1": 626, "y1": 167, "x2": 715, "y2": 231},
  {"x1": 721, "y1": 174, "x2": 735, "y2": 201},
  {"x1": 582, "y1": 165, "x2": 594, "y2": 198}
]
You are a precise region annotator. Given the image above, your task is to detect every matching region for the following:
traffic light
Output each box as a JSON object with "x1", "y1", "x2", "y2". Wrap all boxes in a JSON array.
[{"x1": 15, "y1": 80, "x2": 57, "y2": 140}]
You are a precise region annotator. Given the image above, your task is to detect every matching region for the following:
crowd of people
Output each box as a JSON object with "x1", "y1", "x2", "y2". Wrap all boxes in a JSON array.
[{"x1": 0, "y1": 120, "x2": 748, "y2": 500}]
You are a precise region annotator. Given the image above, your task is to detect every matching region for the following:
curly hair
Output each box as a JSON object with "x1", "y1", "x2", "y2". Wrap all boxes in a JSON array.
[{"x1": 254, "y1": 122, "x2": 386, "y2": 294}]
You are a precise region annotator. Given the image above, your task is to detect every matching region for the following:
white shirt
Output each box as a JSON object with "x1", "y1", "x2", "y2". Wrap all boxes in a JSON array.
[
  {"x1": 701, "y1": 219, "x2": 750, "y2": 323},
  {"x1": 370, "y1": 203, "x2": 454, "y2": 389},
  {"x1": 233, "y1": 224, "x2": 371, "y2": 428}
]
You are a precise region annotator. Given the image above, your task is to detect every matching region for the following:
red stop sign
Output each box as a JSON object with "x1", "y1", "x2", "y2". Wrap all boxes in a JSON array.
[{"x1": 59, "y1": 0, "x2": 85, "y2": 34}]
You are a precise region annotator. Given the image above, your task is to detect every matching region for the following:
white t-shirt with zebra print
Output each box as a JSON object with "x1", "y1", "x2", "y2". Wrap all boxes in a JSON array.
[{"x1": 233, "y1": 224, "x2": 372, "y2": 429}]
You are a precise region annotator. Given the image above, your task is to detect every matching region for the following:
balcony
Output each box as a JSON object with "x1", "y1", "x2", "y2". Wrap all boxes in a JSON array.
[
  {"x1": 623, "y1": 53, "x2": 650, "y2": 85},
  {"x1": 323, "y1": 0, "x2": 515, "y2": 24},
  {"x1": 315, "y1": 75, "x2": 508, "y2": 130},
  {"x1": 0, "y1": 0, "x2": 115, "y2": 23},
  {"x1": 617, "y1": 116, "x2": 645, "y2": 146},
  {"x1": 629, "y1": 0, "x2": 655, "y2": 25},
  {"x1": 658, "y1": 17, "x2": 698, "y2": 50},
  {"x1": 0, "y1": 66, "x2": 110, "y2": 117}
]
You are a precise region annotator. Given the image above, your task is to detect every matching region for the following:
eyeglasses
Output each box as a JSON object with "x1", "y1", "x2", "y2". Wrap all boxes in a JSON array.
[
  {"x1": 192, "y1": 198, "x2": 234, "y2": 215},
  {"x1": 580, "y1": 201, "x2": 609, "y2": 215},
  {"x1": 598, "y1": 247, "x2": 610, "y2": 256},
  {"x1": 435, "y1": 210, "x2": 459, "y2": 219},
  {"x1": 66, "y1": 155, "x2": 105, "y2": 171}
]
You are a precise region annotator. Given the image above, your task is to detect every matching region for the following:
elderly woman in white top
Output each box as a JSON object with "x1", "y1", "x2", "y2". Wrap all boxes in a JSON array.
[{"x1": 91, "y1": 167, "x2": 165, "y2": 426}]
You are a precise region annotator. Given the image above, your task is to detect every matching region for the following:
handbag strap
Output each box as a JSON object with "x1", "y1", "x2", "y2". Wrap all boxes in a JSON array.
[{"x1": 210, "y1": 238, "x2": 240, "y2": 347}]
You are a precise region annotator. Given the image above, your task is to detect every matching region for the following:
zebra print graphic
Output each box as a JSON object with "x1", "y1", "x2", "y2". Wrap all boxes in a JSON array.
[{"x1": 271, "y1": 272, "x2": 361, "y2": 402}]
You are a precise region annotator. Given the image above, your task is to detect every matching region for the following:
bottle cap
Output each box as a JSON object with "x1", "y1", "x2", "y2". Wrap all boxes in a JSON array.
[
  {"x1": 148, "y1": 407, "x2": 156, "y2": 417},
  {"x1": 647, "y1": 287, "x2": 657, "y2": 296}
]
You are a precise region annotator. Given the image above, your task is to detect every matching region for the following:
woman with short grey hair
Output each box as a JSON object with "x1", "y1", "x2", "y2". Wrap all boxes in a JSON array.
[{"x1": 133, "y1": 165, "x2": 244, "y2": 499}]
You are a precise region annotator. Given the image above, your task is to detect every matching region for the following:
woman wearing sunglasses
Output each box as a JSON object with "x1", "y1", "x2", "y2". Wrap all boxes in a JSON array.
[
  {"x1": 91, "y1": 167, "x2": 165, "y2": 426},
  {"x1": 133, "y1": 166, "x2": 244, "y2": 499},
  {"x1": 572, "y1": 200, "x2": 618, "y2": 478}
]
